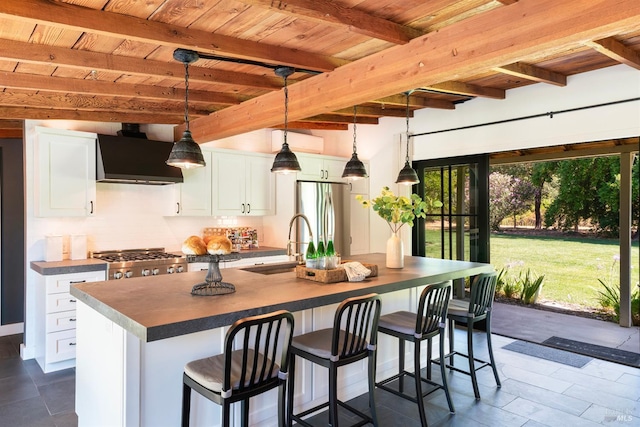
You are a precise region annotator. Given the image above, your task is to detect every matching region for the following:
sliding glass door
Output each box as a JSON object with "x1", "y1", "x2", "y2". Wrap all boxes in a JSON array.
[{"x1": 412, "y1": 154, "x2": 490, "y2": 265}]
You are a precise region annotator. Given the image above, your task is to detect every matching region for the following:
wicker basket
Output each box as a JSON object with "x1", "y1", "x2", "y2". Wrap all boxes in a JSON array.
[{"x1": 295, "y1": 262, "x2": 378, "y2": 283}]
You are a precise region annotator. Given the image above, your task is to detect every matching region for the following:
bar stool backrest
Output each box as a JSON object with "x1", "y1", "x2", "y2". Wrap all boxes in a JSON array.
[
  {"x1": 223, "y1": 310, "x2": 294, "y2": 396},
  {"x1": 331, "y1": 293, "x2": 381, "y2": 361},
  {"x1": 468, "y1": 272, "x2": 498, "y2": 319},
  {"x1": 416, "y1": 281, "x2": 452, "y2": 338}
]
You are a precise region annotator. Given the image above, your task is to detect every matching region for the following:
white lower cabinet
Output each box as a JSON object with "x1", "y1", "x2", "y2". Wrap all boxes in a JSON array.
[{"x1": 36, "y1": 270, "x2": 106, "y2": 373}]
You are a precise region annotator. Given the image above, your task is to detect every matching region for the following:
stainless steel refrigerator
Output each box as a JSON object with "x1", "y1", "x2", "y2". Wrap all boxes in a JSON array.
[{"x1": 295, "y1": 180, "x2": 350, "y2": 258}]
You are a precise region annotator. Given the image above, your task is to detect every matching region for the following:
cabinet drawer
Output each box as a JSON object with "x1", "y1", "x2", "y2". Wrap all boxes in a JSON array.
[
  {"x1": 46, "y1": 272, "x2": 105, "y2": 294},
  {"x1": 46, "y1": 329, "x2": 76, "y2": 363},
  {"x1": 46, "y1": 293, "x2": 77, "y2": 314},
  {"x1": 46, "y1": 310, "x2": 77, "y2": 333}
]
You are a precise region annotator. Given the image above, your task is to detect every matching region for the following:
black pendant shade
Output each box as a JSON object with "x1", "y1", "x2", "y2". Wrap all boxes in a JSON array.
[
  {"x1": 270, "y1": 141, "x2": 301, "y2": 173},
  {"x1": 167, "y1": 48, "x2": 206, "y2": 169},
  {"x1": 166, "y1": 130, "x2": 206, "y2": 169},
  {"x1": 342, "y1": 152, "x2": 368, "y2": 179},
  {"x1": 395, "y1": 160, "x2": 420, "y2": 185}
]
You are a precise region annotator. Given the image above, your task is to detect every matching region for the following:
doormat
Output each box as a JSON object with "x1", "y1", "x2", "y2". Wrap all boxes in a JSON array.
[
  {"x1": 543, "y1": 336, "x2": 640, "y2": 368},
  {"x1": 503, "y1": 340, "x2": 592, "y2": 368}
]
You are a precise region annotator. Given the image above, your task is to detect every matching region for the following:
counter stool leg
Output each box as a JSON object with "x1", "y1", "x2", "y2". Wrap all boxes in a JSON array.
[
  {"x1": 426, "y1": 339, "x2": 433, "y2": 380},
  {"x1": 413, "y1": 343, "x2": 428, "y2": 427},
  {"x1": 486, "y1": 314, "x2": 501, "y2": 388},
  {"x1": 329, "y1": 364, "x2": 339, "y2": 426},
  {"x1": 439, "y1": 332, "x2": 455, "y2": 413},
  {"x1": 182, "y1": 383, "x2": 191, "y2": 427},
  {"x1": 279, "y1": 377, "x2": 287, "y2": 427},
  {"x1": 448, "y1": 319, "x2": 455, "y2": 369},
  {"x1": 241, "y1": 399, "x2": 249, "y2": 427},
  {"x1": 467, "y1": 323, "x2": 480, "y2": 400},
  {"x1": 368, "y1": 352, "x2": 379, "y2": 426},
  {"x1": 398, "y1": 339, "x2": 405, "y2": 393},
  {"x1": 287, "y1": 355, "x2": 296, "y2": 427}
]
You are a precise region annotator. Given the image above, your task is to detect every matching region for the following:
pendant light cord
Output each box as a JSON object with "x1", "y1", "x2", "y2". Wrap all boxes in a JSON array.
[
  {"x1": 184, "y1": 61, "x2": 190, "y2": 132},
  {"x1": 283, "y1": 73, "x2": 289, "y2": 145},
  {"x1": 352, "y1": 105, "x2": 358, "y2": 154},
  {"x1": 405, "y1": 91, "x2": 411, "y2": 162}
]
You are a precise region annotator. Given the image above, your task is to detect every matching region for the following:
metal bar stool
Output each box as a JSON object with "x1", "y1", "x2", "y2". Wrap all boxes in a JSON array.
[
  {"x1": 182, "y1": 310, "x2": 294, "y2": 427},
  {"x1": 433, "y1": 272, "x2": 501, "y2": 400},
  {"x1": 375, "y1": 281, "x2": 455, "y2": 426},
  {"x1": 287, "y1": 293, "x2": 382, "y2": 427}
]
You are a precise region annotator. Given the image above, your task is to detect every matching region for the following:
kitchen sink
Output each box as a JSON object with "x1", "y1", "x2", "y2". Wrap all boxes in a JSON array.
[{"x1": 240, "y1": 261, "x2": 299, "y2": 275}]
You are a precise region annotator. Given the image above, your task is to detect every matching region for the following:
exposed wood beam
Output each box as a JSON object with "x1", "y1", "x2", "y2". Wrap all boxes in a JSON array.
[
  {"x1": 0, "y1": 106, "x2": 183, "y2": 124},
  {"x1": 0, "y1": 91, "x2": 211, "y2": 117},
  {"x1": 0, "y1": 72, "x2": 246, "y2": 105},
  {"x1": 587, "y1": 37, "x2": 640, "y2": 70},
  {"x1": 0, "y1": 0, "x2": 345, "y2": 72},
  {"x1": 425, "y1": 81, "x2": 506, "y2": 99},
  {"x1": 496, "y1": 0, "x2": 519, "y2": 5},
  {"x1": 0, "y1": 40, "x2": 282, "y2": 90},
  {"x1": 239, "y1": 0, "x2": 422, "y2": 44},
  {"x1": 275, "y1": 122, "x2": 349, "y2": 131},
  {"x1": 332, "y1": 106, "x2": 410, "y2": 118},
  {"x1": 372, "y1": 95, "x2": 455, "y2": 109},
  {"x1": 494, "y1": 62, "x2": 567, "y2": 86},
  {"x1": 302, "y1": 114, "x2": 379, "y2": 125},
  {"x1": 180, "y1": 0, "x2": 640, "y2": 142},
  {"x1": 0, "y1": 129, "x2": 23, "y2": 138}
]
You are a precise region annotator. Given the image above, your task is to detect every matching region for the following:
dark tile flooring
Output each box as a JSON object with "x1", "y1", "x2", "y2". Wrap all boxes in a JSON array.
[{"x1": 1, "y1": 330, "x2": 639, "y2": 426}]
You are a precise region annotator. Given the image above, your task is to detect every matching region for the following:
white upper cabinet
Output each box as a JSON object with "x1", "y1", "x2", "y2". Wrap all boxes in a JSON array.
[
  {"x1": 166, "y1": 149, "x2": 213, "y2": 216},
  {"x1": 212, "y1": 150, "x2": 275, "y2": 216},
  {"x1": 35, "y1": 127, "x2": 97, "y2": 217},
  {"x1": 296, "y1": 154, "x2": 346, "y2": 182}
]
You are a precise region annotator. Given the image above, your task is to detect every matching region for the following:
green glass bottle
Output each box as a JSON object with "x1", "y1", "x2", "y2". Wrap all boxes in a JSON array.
[
  {"x1": 326, "y1": 234, "x2": 335, "y2": 257},
  {"x1": 305, "y1": 241, "x2": 317, "y2": 268},
  {"x1": 316, "y1": 235, "x2": 326, "y2": 269}
]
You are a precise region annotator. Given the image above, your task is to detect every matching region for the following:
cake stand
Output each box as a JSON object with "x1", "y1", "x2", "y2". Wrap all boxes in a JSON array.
[{"x1": 186, "y1": 253, "x2": 241, "y2": 296}]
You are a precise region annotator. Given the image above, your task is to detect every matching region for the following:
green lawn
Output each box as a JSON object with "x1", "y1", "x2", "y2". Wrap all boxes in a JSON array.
[{"x1": 489, "y1": 233, "x2": 640, "y2": 307}]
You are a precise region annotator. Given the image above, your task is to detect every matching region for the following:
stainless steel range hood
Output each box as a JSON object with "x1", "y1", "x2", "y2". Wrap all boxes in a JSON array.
[{"x1": 96, "y1": 134, "x2": 184, "y2": 185}]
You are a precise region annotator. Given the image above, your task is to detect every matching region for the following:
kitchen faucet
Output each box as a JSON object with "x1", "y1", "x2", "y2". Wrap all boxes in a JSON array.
[{"x1": 287, "y1": 213, "x2": 314, "y2": 264}]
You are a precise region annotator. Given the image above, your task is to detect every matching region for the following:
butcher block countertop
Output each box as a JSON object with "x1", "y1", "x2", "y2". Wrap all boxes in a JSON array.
[{"x1": 70, "y1": 253, "x2": 493, "y2": 342}]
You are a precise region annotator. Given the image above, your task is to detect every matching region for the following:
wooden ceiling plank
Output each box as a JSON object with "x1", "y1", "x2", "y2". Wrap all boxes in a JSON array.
[
  {"x1": 302, "y1": 114, "x2": 379, "y2": 124},
  {"x1": 372, "y1": 95, "x2": 455, "y2": 109},
  {"x1": 0, "y1": 0, "x2": 345, "y2": 72},
  {"x1": 494, "y1": 62, "x2": 567, "y2": 86},
  {"x1": 239, "y1": 0, "x2": 422, "y2": 44},
  {"x1": 0, "y1": 72, "x2": 245, "y2": 105},
  {"x1": 0, "y1": 106, "x2": 183, "y2": 124},
  {"x1": 587, "y1": 37, "x2": 640, "y2": 70},
  {"x1": 332, "y1": 106, "x2": 410, "y2": 118},
  {"x1": 0, "y1": 91, "x2": 211, "y2": 116},
  {"x1": 275, "y1": 122, "x2": 349, "y2": 131},
  {"x1": 425, "y1": 81, "x2": 505, "y2": 99},
  {"x1": 0, "y1": 39, "x2": 283, "y2": 90},
  {"x1": 181, "y1": 0, "x2": 640, "y2": 142}
]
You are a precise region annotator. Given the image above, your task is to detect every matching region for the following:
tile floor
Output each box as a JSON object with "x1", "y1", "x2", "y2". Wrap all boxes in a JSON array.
[{"x1": 1, "y1": 328, "x2": 638, "y2": 427}]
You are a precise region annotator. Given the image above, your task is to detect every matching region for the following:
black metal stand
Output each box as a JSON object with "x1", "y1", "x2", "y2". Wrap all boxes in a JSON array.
[{"x1": 186, "y1": 254, "x2": 241, "y2": 296}]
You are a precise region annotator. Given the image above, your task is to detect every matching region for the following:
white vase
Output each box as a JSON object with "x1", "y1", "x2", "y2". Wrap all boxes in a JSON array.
[{"x1": 386, "y1": 231, "x2": 404, "y2": 268}]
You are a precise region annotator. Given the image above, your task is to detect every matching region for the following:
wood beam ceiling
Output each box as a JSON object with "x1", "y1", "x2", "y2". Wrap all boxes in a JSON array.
[
  {"x1": 494, "y1": 62, "x2": 567, "y2": 86},
  {"x1": 587, "y1": 37, "x2": 640, "y2": 70},
  {"x1": 181, "y1": 0, "x2": 640, "y2": 142},
  {"x1": 0, "y1": 0, "x2": 346, "y2": 72}
]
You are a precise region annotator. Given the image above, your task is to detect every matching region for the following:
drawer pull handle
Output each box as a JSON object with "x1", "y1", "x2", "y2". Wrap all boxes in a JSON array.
[
  {"x1": 70, "y1": 318, "x2": 77, "y2": 322},
  {"x1": 69, "y1": 342, "x2": 76, "y2": 346},
  {"x1": 69, "y1": 280, "x2": 86, "y2": 284},
  {"x1": 69, "y1": 299, "x2": 77, "y2": 303}
]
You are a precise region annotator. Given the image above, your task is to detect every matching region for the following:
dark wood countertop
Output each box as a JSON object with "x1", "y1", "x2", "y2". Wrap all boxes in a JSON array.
[{"x1": 70, "y1": 254, "x2": 493, "y2": 343}]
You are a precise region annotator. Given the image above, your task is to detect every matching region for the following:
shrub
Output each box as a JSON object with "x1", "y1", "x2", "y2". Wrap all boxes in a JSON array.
[
  {"x1": 503, "y1": 280, "x2": 521, "y2": 299},
  {"x1": 518, "y1": 268, "x2": 545, "y2": 304},
  {"x1": 595, "y1": 255, "x2": 640, "y2": 326}
]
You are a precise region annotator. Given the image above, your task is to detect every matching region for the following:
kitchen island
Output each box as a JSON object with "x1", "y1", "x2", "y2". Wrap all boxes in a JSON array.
[{"x1": 71, "y1": 253, "x2": 493, "y2": 426}]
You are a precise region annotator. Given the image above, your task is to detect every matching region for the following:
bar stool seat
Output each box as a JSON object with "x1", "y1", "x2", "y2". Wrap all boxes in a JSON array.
[
  {"x1": 375, "y1": 281, "x2": 454, "y2": 427},
  {"x1": 433, "y1": 272, "x2": 501, "y2": 400},
  {"x1": 287, "y1": 293, "x2": 382, "y2": 427},
  {"x1": 182, "y1": 310, "x2": 294, "y2": 427}
]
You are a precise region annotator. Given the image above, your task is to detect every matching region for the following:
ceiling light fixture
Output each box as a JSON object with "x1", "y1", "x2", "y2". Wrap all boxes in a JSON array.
[
  {"x1": 166, "y1": 49, "x2": 206, "y2": 169},
  {"x1": 395, "y1": 91, "x2": 420, "y2": 185},
  {"x1": 342, "y1": 105, "x2": 368, "y2": 180},
  {"x1": 271, "y1": 66, "x2": 301, "y2": 174}
]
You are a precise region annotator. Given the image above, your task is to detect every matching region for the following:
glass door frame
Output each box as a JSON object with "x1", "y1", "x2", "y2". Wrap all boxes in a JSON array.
[{"x1": 411, "y1": 154, "x2": 491, "y2": 264}]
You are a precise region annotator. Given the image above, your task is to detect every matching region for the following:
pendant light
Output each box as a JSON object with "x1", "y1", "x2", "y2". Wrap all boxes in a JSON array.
[
  {"x1": 341, "y1": 105, "x2": 368, "y2": 179},
  {"x1": 166, "y1": 49, "x2": 206, "y2": 169},
  {"x1": 271, "y1": 67, "x2": 301, "y2": 174},
  {"x1": 395, "y1": 91, "x2": 419, "y2": 185}
]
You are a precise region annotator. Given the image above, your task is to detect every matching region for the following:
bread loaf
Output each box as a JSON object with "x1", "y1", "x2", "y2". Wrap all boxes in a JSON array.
[
  {"x1": 207, "y1": 235, "x2": 233, "y2": 255},
  {"x1": 182, "y1": 235, "x2": 207, "y2": 255}
]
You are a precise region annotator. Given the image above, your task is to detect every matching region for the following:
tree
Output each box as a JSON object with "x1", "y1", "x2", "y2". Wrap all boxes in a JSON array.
[
  {"x1": 489, "y1": 172, "x2": 536, "y2": 231},
  {"x1": 530, "y1": 162, "x2": 558, "y2": 229}
]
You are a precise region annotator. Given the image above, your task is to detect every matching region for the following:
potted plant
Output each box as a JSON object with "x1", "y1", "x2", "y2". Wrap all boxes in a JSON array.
[{"x1": 357, "y1": 187, "x2": 442, "y2": 268}]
